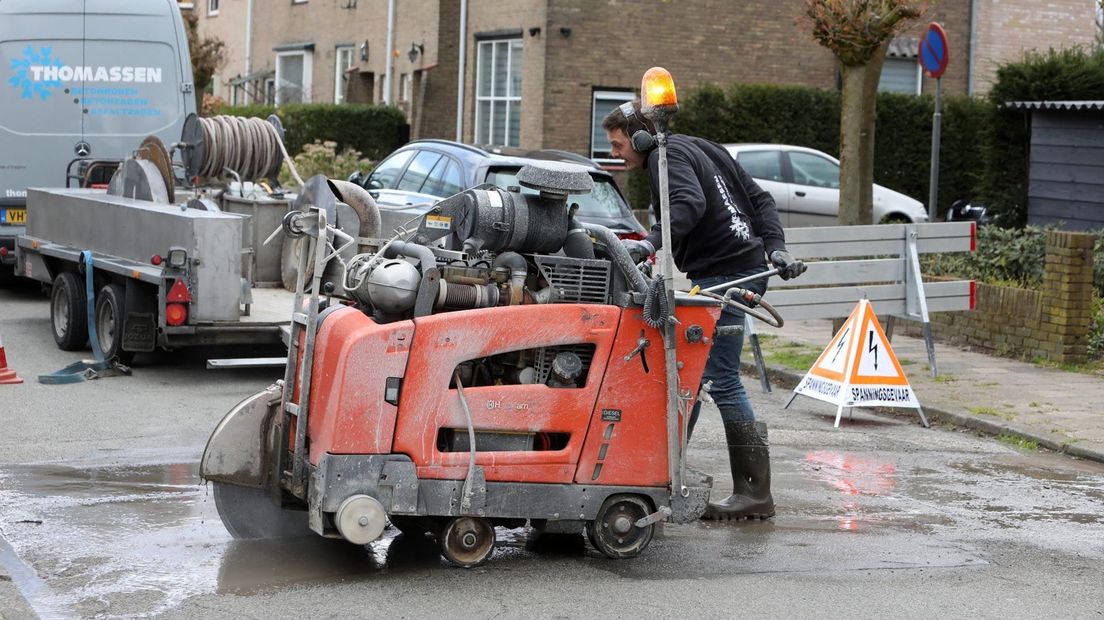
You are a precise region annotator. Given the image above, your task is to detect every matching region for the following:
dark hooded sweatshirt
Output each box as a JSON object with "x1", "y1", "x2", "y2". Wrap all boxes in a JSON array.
[{"x1": 643, "y1": 134, "x2": 786, "y2": 280}]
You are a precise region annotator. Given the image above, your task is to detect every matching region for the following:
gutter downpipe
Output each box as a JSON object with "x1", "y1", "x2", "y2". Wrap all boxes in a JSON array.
[
  {"x1": 384, "y1": 0, "x2": 395, "y2": 104},
  {"x1": 244, "y1": 0, "x2": 254, "y2": 78},
  {"x1": 456, "y1": 0, "x2": 468, "y2": 141},
  {"x1": 968, "y1": 0, "x2": 978, "y2": 96}
]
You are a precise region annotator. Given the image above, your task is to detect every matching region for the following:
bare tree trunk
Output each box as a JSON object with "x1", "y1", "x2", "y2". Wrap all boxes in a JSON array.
[{"x1": 837, "y1": 41, "x2": 889, "y2": 226}]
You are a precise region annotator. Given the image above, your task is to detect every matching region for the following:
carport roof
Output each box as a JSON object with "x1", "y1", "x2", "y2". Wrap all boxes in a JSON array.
[{"x1": 1003, "y1": 100, "x2": 1104, "y2": 111}]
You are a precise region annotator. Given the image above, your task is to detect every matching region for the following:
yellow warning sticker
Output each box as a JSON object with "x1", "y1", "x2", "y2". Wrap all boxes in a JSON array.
[{"x1": 425, "y1": 215, "x2": 452, "y2": 230}]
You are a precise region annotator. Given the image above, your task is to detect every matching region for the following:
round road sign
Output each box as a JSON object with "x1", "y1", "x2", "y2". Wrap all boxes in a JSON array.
[{"x1": 919, "y1": 22, "x2": 949, "y2": 79}]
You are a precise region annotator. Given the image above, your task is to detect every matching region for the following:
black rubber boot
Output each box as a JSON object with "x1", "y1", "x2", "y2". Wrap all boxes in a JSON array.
[{"x1": 702, "y1": 420, "x2": 775, "y2": 521}]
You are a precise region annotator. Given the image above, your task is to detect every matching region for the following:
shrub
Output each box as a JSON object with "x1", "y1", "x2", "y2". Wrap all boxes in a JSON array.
[
  {"x1": 217, "y1": 103, "x2": 409, "y2": 162},
  {"x1": 1090, "y1": 294, "x2": 1104, "y2": 359},
  {"x1": 922, "y1": 225, "x2": 1048, "y2": 287},
  {"x1": 278, "y1": 140, "x2": 374, "y2": 187},
  {"x1": 668, "y1": 82, "x2": 990, "y2": 218}
]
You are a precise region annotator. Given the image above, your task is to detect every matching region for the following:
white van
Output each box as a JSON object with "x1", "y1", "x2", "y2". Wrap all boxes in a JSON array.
[{"x1": 0, "y1": 0, "x2": 196, "y2": 277}]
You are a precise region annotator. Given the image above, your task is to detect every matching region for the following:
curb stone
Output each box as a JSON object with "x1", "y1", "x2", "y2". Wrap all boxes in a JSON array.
[{"x1": 743, "y1": 361, "x2": 1104, "y2": 465}]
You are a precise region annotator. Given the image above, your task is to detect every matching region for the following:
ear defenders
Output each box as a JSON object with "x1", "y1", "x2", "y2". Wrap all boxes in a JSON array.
[{"x1": 619, "y1": 101, "x2": 656, "y2": 153}]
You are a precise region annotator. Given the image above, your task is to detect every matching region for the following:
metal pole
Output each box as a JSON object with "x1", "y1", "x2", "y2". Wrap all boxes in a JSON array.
[
  {"x1": 927, "y1": 78, "x2": 942, "y2": 221},
  {"x1": 383, "y1": 0, "x2": 395, "y2": 105},
  {"x1": 455, "y1": 0, "x2": 468, "y2": 142},
  {"x1": 655, "y1": 133, "x2": 682, "y2": 497},
  {"x1": 244, "y1": 0, "x2": 254, "y2": 77}
]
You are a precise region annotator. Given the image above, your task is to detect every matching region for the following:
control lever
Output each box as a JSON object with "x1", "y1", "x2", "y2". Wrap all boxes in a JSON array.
[{"x1": 624, "y1": 330, "x2": 651, "y2": 373}]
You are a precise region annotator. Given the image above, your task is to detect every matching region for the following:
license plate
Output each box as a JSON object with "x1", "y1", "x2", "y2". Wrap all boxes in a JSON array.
[{"x1": 3, "y1": 208, "x2": 25, "y2": 224}]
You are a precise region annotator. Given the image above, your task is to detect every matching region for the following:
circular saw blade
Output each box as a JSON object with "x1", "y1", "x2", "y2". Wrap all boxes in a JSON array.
[
  {"x1": 212, "y1": 482, "x2": 310, "y2": 539},
  {"x1": 136, "y1": 135, "x2": 175, "y2": 203}
]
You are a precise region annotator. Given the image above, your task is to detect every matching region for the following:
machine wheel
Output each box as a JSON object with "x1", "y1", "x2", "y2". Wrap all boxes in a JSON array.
[
  {"x1": 95, "y1": 283, "x2": 135, "y2": 364},
  {"x1": 439, "y1": 516, "x2": 496, "y2": 568},
  {"x1": 51, "y1": 271, "x2": 88, "y2": 351},
  {"x1": 280, "y1": 236, "x2": 315, "y2": 292},
  {"x1": 586, "y1": 494, "x2": 655, "y2": 559},
  {"x1": 212, "y1": 482, "x2": 309, "y2": 539}
]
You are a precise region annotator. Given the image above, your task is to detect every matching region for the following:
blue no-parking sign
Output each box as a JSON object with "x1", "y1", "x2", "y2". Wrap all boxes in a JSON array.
[{"x1": 919, "y1": 23, "x2": 949, "y2": 78}]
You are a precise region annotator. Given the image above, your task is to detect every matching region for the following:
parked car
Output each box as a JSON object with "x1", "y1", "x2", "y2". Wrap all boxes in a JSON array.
[
  {"x1": 348, "y1": 139, "x2": 647, "y2": 239},
  {"x1": 723, "y1": 144, "x2": 929, "y2": 227}
]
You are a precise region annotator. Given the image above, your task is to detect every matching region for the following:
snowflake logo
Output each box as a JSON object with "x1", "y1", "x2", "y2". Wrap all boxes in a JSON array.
[{"x1": 8, "y1": 45, "x2": 63, "y2": 100}]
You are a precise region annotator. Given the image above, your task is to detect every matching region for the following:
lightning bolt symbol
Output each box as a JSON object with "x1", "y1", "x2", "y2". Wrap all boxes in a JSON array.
[
  {"x1": 830, "y1": 328, "x2": 849, "y2": 364},
  {"x1": 868, "y1": 330, "x2": 879, "y2": 371}
]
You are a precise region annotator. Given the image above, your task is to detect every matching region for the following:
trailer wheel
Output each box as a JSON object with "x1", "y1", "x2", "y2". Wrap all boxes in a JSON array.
[
  {"x1": 586, "y1": 494, "x2": 654, "y2": 559},
  {"x1": 95, "y1": 283, "x2": 135, "y2": 364},
  {"x1": 51, "y1": 272, "x2": 89, "y2": 351}
]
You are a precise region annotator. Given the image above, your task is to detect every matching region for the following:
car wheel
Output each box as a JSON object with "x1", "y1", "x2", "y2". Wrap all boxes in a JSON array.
[{"x1": 879, "y1": 213, "x2": 911, "y2": 225}]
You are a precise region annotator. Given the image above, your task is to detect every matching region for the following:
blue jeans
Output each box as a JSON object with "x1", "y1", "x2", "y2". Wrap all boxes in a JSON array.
[{"x1": 689, "y1": 266, "x2": 768, "y2": 430}]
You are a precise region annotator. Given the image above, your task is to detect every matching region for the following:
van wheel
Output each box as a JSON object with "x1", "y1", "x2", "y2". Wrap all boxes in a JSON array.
[
  {"x1": 95, "y1": 283, "x2": 135, "y2": 364},
  {"x1": 280, "y1": 236, "x2": 315, "y2": 292},
  {"x1": 51, "y1": 272, "x2": 89, "y2": 351}
]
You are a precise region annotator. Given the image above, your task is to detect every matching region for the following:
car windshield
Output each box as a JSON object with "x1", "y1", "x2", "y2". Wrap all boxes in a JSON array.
[{"x1": 486, "y1": 169, "x2": 629, "y2": 219}]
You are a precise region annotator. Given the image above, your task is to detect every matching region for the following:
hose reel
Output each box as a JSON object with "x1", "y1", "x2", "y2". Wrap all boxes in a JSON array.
[{"x1": 180, "y1": 113, "x2": 288, "y2": 183}]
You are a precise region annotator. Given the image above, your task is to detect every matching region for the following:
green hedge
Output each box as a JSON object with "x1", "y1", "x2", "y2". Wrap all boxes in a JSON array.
[
  {"x1": 663, "y1": 83, "x2": 991, "y2": 219},
  {"x1": 980, "y1": 47, "x2": 1104, "y2": 227},
  {"x1": 216, "y1": 103, "x2": 409, "y2": 161}
]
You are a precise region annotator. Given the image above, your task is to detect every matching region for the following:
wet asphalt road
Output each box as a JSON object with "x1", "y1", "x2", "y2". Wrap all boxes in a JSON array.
[{"x1": 2, "y1": 280, "x2": 1104, "y2": 619}]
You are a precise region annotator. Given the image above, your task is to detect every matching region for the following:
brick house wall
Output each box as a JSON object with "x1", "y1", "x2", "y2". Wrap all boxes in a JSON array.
[
  {"x1": 194, "y1": 0, "x2": 1097, "y2": 155},
  {"x1": 972, "y1": 0, "x2": 1098, "y2": 94}
]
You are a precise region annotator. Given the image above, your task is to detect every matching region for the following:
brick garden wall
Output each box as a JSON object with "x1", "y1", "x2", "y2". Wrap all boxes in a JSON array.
[{"x1": 905, "y1": 231, "x2": 1097, "y2": 364}]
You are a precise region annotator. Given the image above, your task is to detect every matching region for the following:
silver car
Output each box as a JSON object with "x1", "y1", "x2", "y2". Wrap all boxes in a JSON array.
[{"x1": 724, "y1": 144, "x2": 929, "y2": 227}]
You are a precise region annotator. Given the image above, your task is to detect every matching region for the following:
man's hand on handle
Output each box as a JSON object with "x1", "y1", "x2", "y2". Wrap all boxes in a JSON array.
[{"x1": 770, "y1": 250, "x2": 806, "y2": 280}]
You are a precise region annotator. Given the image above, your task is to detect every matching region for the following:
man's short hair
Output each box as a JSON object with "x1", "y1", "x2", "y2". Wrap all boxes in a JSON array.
[{"x1": 602, "y1": 100, "x2": 655, "y2": 136}]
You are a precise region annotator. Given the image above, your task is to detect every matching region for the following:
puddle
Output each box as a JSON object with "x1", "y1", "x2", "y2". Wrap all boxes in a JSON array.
[{"x1": 0, "y1": 452, "x2": 1101, "y2": 617}]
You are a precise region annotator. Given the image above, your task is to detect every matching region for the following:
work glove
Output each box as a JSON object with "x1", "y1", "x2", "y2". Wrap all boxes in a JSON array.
[
  {"x1": 770, "y1": 250, "x2": 807, "y2": 281},
  {"x1": 621, "y1": 238, "x2": 655, "y2": 263}
]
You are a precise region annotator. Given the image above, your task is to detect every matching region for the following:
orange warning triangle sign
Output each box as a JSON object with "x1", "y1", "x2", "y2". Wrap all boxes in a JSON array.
[
  {"x1": 806, "y1": 302, "x2": 863, "y2": 382},
  {"x1": 846, "y1": 301, "x2": 909, "y2": 386}
]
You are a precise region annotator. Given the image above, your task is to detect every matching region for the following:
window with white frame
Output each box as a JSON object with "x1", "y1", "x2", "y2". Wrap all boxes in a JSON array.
[
  {"x1": 474, "y1": 38, "x2": 522, "y2": 146},
  {"x1": 591, "y1": 89, "x2": 634, "y2": 162},
  {"x1": 334, "y1": 45, "x2": 355, "y2": 104},
  {"x1": 276, "y1": 50, "x2": 312, "y2": 105},
  {"x1": 208, "y1": 0, "x2": 219, "y2": 15},
  {"x1": 878, "y1": 57, "x2": 921, "y2": 95},
  {"x1": 399, "y1": 73, "x2": 410, "y2": 102}
]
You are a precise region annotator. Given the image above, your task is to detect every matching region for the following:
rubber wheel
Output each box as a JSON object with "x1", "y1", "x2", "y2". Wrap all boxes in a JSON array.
[
  {"x1": 95, "y1": 283, "x2": 135, "y2": 364},
  {"x1": 51, "y1": 271, "x2": 88, "y2": 351},
  {"x1": 280, "y1": 236, "x2": 315, "y2": 292},
  {"x1": 586, "y1": 494, "x2": 655, "y2": 559},
  {"x1": 440, "y1": 516, "x2": 496, "y2": 568}
]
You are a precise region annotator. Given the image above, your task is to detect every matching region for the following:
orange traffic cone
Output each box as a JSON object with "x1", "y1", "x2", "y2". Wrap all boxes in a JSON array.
[{"x1": 0, "y1": 330, "x2": 23, "y2": 385}]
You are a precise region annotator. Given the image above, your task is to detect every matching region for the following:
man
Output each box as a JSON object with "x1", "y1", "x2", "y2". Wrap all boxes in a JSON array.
[{"x1": 602, "y1": 101, "x2": 805, "y2": 521}]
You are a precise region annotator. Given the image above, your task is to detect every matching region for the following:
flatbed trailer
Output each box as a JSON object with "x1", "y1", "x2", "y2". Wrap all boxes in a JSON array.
[{"x1": 16, "y1": 187, "x2": 294, "y2": 362}]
